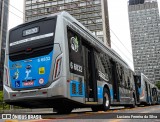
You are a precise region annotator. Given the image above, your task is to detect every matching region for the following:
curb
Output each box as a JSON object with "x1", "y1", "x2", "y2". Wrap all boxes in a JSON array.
[{"x1": 0, "y1": 108, "x2": 53, "y2": 113}]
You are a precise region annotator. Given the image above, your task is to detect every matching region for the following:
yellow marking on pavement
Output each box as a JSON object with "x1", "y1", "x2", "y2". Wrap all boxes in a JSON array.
[
  {"x1": 19, "y1": 119, "x2": 52, "y2": 122},
  {"x1": 97, "y1": 111, "x2": 105, "y2": 113},
  {"x1": 84, "y1": 112, "x2": 95, "y2": 114},
  {"x1": 5, "y1": 120, "x2": 19, "y2": 122},
  {"x1": 108, "y1": 119, "x2": 121, "y2": 122},
  {"x1": 85, "y1": 102, "x2": 98, "y2": 104},
  {"x1": 63, "y1": 113, "x2": 79, "y2": 118}
]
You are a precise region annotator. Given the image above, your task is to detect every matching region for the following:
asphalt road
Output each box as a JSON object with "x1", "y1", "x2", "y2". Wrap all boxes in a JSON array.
[{"x1": 0, "y1": 105, "x2": 160, "y2": 122}]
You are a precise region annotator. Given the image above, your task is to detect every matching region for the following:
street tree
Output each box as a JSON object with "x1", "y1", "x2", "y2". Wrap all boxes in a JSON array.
[{"x1": 155, "y1": 81, "x2": 160, "y2": 89}]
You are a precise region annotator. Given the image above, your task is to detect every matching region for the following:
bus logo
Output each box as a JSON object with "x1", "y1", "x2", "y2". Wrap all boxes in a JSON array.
[
  {"x1": 25, "y1": 64, "x2": 32, "y2": 79},
  {"x1": 13, "y1": 69, "x2": 19, "y2": 80},
  {"x1": 39, "y1": 67, "x2": 45, "y2": 74},
  {"x1": 70, "y1": 36, "x2": 79, "y2": 52},
  {"x1": 15, "y1": 81, "x2": 20, "y2": 87},
  {"x1": 11, "y1": 63, "x2": 22, "y2": 69},
  {"x1": 39, "y1": 78, "x2": 44, "y2": 85}
]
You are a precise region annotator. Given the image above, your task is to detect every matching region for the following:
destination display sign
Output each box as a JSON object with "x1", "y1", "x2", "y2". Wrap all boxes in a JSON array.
[{"x1": 23, "y1": 27, "x2": 39, "y2": 36}]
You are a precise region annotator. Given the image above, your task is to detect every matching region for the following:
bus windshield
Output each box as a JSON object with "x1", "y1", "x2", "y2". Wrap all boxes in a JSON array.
[{"x1": 9, "y1": 17, "x2": 57, "y2": 61}]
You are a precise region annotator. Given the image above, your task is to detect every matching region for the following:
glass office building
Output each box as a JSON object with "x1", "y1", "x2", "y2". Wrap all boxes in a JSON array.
[
  {"x1": 24, "y1": 0, "x2": 111, "y2": 47},
  {"x1": 128, "y1": 0, "x2": 160, "y2": 83}
]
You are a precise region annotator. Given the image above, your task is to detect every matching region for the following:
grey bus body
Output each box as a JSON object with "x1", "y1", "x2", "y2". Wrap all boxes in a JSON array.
[
  {"x1": 134, "y1": 73, "x2": 159, "y2": 105},
  {"x1": 158, "y1": 90, "x2": 160, "y2": 104},
  {"x1": 3, "y1": 12, "x2": 135, "y2": 113}
]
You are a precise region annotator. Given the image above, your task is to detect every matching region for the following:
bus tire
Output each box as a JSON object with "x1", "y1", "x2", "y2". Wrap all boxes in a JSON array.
[
  {"x1": 130, "y1": 94, "x2": 136, "y2": 108},
  {"x1": 101, "y1": 88, "x2": 111, "y2": 111},
  {"x1": 56, "y1": 107, "x2": 73, "y2": 114},
  {"x1": 130, "y1": 97, "x2": 136, "y2": 108},
  {"x1": 91, "y1": 105, "x2": 100, "y2": 112}
]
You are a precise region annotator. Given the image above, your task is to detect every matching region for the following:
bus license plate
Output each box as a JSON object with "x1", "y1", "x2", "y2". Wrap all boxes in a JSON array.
[{"x1": 23, "y1": 81, "x2": 34, "y2": 86}]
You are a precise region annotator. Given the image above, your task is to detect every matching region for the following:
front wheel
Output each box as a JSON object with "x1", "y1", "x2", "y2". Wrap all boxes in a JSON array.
[
  {"x1": 91, "y1": 105, "x2": 101, "y2": 112},
  {"x1": 91, "y1": 88, "x2": 110, "y2": 112},
  {"x1": 55, "y1": 105, "x2": 73, "y2": 114}
]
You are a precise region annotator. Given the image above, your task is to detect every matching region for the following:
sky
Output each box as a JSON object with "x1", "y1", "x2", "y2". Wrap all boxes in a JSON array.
[{"x1": 8, "y1": 0, "x2": 160, "y2": 70}]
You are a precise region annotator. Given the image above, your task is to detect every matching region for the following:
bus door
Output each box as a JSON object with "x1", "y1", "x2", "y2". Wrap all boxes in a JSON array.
[
  {"x1": 152, "y1": 88, "x2": 157, "y2": 103},
  {"x1": 134, "y1": 76, "x2": 140, "y2": 103},
  {"x1": 145, "y1": 82, "x2": 149, "y2": 103},
  {"x1": 111, "y1": 60, "x2": 120, "y2": 102},
  {"x1": 148, "y1": 85, "x2": 152, "y2": 103},
  {"x1": 82, "y1": 44, "x2": 97, "y2": 103}
]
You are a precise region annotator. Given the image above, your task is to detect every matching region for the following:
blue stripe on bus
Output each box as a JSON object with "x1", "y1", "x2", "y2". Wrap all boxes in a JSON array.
[
  {"x1": 97, "y1": 86, "x2": 103, "y2": 99},
  {"x1": 110, "y1": 89, "x2": 113, "y2": 100},
  {"x1": 97, "y1": 87, "x2": 113, "y2": 100},
  {"x1": 147, "y1": 96, "x2": 151, "y2": 103},
  {"x1": 70, "y1": 82, "x2": 113, "y2": 100},
  {"x1": 138, "y1": 87, "x2": 142, "y2": 95},
  {"x1": 70, "y1": 80, "x2": 85, "y2": 97}
]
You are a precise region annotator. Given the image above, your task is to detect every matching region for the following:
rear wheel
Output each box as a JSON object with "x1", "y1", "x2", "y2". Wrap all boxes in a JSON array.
[
  {"x1": 101, "y1": 88, "x2": 111, "y2": 111},
  {"x1": 129, "y1": 93, "x2": 136, "y2": 108},
  {"x1": 130, "y1": 97, "x2": 136, "y2": 108},
  {"x1": 91, "y1": 88, "x2": 110, "y2": 112}
]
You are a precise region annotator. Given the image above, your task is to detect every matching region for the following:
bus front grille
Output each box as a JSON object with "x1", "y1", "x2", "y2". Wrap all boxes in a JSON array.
[{"x1": 70, "y1": 80, "x2": 84, "y2": 97}]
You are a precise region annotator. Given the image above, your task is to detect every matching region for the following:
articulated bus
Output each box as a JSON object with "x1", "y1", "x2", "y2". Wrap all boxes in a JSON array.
[
  {"x1": 3, "y1": 12, "x2": 136, "y2": 114},
  {"x1": 134, "y1": 73, "x2": 159, "y2": 105}
]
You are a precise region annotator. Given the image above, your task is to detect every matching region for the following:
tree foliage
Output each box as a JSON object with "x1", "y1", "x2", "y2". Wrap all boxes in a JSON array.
[
  {"x1": 0, "y1": 91, "x2": 10, "y2": 110},
  {"x1": 155, "y1": 81, "x2": 160, "y2": 90},
  {"x1": 0, "y1": 91, "x2": 3, "y2": 102}
]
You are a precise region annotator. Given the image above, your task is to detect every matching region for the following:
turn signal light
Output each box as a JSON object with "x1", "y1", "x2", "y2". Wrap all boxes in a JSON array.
[
  {"x1": 4, "y1": 67, "x2": 9, "y2": 86},
  {"x1": 54, "y1": 57, "x2": 62, "y2": 79}
]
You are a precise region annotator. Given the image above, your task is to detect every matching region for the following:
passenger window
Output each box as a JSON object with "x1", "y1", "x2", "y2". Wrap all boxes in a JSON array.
[{"x1": 94, "y1": 52, "x2": 111, "y2": 82}]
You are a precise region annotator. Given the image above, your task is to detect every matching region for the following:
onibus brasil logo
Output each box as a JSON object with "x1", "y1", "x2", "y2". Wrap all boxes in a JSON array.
[{"x1": 70, "y1": 36, "x2": 79, "y2": 52}]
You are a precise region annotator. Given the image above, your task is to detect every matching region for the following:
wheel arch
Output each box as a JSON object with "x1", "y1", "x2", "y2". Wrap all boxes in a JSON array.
[
  {"x1": 104, "y1": 84, "x2": 110, "y2": 97},
  {"x1": 133, "y1": 92, "x2": 136, "y2": 99},
  {"x1": 132, "y1": 91, "x2": 137, "y2": 105}
]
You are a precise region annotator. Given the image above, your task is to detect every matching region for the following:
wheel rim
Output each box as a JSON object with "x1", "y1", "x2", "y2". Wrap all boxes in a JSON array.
[{"x1": 104, "y1": 93, "x2": 109, "y2": 107}]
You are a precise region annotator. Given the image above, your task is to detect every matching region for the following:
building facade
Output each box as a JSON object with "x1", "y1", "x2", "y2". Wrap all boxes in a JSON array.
[
  {"x1": 0, "y1": 0, "x2": 9, "y2": 90},
  {"x1": 128, "y1": 0, "x2": 160, "y2": 83},
  {"x1": 24, "y1": 0, "x2": 111, "y2": 47}
]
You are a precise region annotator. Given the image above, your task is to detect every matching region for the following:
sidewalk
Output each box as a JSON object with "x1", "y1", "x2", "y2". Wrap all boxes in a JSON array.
[{"x1": 0, "y1": 108, "x2": 53, "y2": 114}]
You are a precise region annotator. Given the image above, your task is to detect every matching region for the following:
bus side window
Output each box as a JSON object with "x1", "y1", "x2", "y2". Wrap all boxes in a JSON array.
[
  {"x1": 124, "y1": 68, "x2": 128, "y2": 89},
  {"x1": 116, "y1": 63, "x2": 123, "y2": 86},
  {"x1": 128, "y1": 77, "x2": 130, "y2": 89},
  {"x1": 104, "y1": 54, "x2": 112, "y2": 83},
  {"x1": 94, "y1": 52, "x2": 100, "y2": 80},
  {"x1": 121, "y1": 67, "x2": 125, "y2": 87},
  {"x1": 94, "y1": 52, "x2": 110, "y2": 82},
  {"x1": 130, "y1": 72, "x2": 134, "y2": 89}
]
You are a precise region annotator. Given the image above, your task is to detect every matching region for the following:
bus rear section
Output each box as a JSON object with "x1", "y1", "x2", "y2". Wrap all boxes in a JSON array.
[
  {"x1": 3, "y1": 16, "x2": 68, "y2": 108},
  {"x1": 134, "y1": 73, "x2": 156, "y2": 105},
  {"x1": 151, "y1": 86, "x2": 159, "y2": 104}
]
